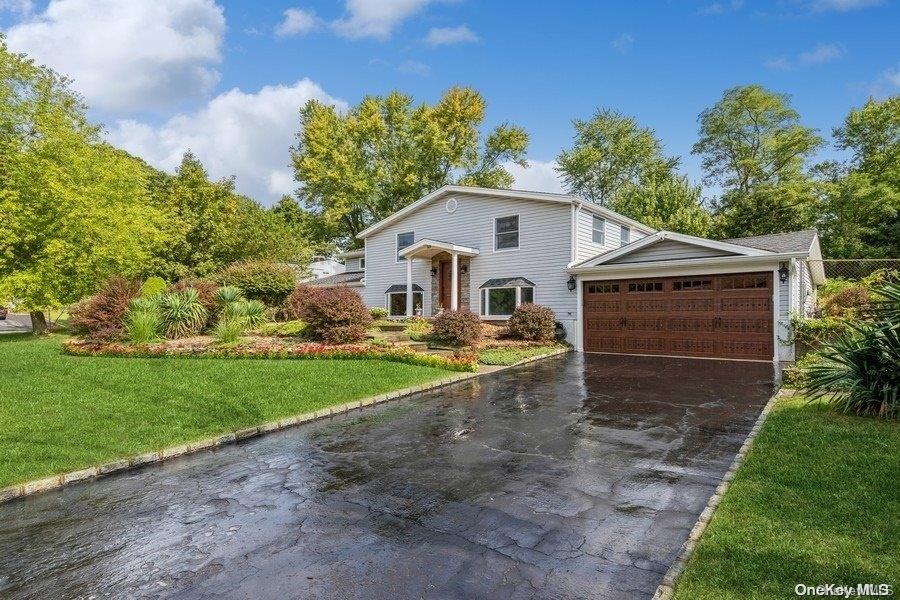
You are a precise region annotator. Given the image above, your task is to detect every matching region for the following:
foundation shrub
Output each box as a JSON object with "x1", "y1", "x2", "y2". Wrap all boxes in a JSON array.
[
  {"x1": 432, "y1": 310, "x2": 481, "y2": 346},
  {"x1": 508, "y1": 304, "x2": 556, "y2": 341}
]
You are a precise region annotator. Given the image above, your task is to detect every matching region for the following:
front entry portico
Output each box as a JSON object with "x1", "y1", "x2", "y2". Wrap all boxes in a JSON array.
[{"x1": 399, "y1": 239, "x2": 479, "y2": 317}]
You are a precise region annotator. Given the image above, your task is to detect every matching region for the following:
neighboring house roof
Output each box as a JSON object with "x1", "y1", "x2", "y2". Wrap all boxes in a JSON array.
[
  {"x1": 356, "y1": 185, "x2": 656, "y2": 239},
  {"x1": 385, "y1": 284, "x2": 425, "y2": 293},
  {"x1": 723, "y1": 230, "x2": 819, "y2": 253},
  {"x1": 308, "y1": 271, "x2": 365, "y2": 287},
  {"x1": 479, "y1": 277, "x2": 536, "y2": 288}
]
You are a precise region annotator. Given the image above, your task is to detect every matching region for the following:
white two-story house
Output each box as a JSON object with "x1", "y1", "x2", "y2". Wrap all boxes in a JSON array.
[{"x1": 315, "y1": 185, "x2": 824, "y2": 364}]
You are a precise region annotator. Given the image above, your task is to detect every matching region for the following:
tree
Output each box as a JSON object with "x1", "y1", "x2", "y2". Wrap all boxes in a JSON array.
[
  {"x1": 292, "y1": 87, "x2": 528, "y2": 246},
  {"x1": 693, "y1": 85, "x2": 823, "y2": 237},
  {"x1": 611, "y1": 164, "x2": 712, "y2": 237},
  {"x1": 0, "y1": 37, "x2": 167, "y2": 333},
  {"x1": 556, "y1": 108, "x2": 678, "y2": 206}
]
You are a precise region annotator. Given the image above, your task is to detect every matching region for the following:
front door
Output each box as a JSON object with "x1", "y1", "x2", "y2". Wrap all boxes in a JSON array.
[{"x1": 438, "y1": 260, "x2": 452, "y2": 311}]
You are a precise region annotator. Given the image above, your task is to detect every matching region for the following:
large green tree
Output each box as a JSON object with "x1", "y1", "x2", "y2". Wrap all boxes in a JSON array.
[
  {"x1": 610, "y1": 164, "x2": 712, "y2": 237},
  {"x1": 556, "y1": 108, "x2": 679, "y2": 207},
  {"x1": 692, "y1": 85, "x2": 823, "y2": 237},
  {"x1": 813, "y1": 97, "x2": 899, "y2": 258},
  {"x1": 0, "y1": 37, "x2": 167, "y2": 332},
  {"x1": 292, "y1": 87, "x2": 528, "y2": 246}
]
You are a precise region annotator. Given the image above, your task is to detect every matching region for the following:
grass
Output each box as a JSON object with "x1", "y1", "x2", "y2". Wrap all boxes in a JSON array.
[
  {"x1": 0, "y1": 333, "x2": 453, "y2": 488},
  {"x1": 477, "y1": 345, "x2": 563, "y2": 366},
  {"x1": 674, "y1": 394, "x2": 900, "y2": 599}
]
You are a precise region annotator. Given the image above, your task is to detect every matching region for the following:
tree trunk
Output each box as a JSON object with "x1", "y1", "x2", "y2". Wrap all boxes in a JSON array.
[{"x1": 30, "y1": 310, "x2": 48, "y2": 335}]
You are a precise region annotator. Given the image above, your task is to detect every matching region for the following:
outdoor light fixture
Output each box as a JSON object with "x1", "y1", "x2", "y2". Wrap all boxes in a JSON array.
[
  {"x1": 461, "y1": 264, "x2": 468, "y2": 274},
  {"x1": 778, "y1": 262, "x2": 789, "y2": 283},
  {"x1": 430, "y1": 267, "x2": 438, "y2": 277},
  {"x1": 567, "y1": 275, "x2": 577, "y2": 292}
]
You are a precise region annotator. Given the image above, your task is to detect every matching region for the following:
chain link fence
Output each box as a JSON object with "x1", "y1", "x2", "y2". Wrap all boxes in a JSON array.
[{"x1": 809, "y1": 259, "x2": 900, "y2": 282}]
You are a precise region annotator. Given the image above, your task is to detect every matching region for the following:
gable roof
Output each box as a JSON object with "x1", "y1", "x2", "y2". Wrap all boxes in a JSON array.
[
  {"x1": 723, "y1": 230, "x2": 819, "y2": 253},
  {"x1": 356, "y1": 185, "x2": 655, "y2": 239},
  {"x1": 308, "y1": 271, "x2": 365, "y2": 287}
]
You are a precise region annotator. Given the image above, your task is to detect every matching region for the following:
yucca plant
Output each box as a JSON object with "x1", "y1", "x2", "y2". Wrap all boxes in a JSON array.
[
  {"x1": 213, "y1": 317, "x2": 249, "y2": 344},
  {"x1": 159, "y1": 289, "x2": 208, "y2": 338},
  {"x1": 216, "y1": 285, "x2": 244, "y2": 307},
  {"x1": 802, "y1": 281, "x2": 899, "y2": 419},
  {"x1": 124, "y1": 309, "x2": 162, "y2": 344},
  {"x1": 223, "y1": 299, "x2": 266, "y2": 328},
  {"x1": 129, "y1": 296, "x2": 160, "y2": 313}
]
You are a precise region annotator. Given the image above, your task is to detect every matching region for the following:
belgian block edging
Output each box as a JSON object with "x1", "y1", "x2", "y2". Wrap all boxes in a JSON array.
[
  {"x1": 651, "y1": 387, "x2": 792, "y2": 600},
  {"x1": 0, "y1": 347, "x2": 570, "y2": 505}
]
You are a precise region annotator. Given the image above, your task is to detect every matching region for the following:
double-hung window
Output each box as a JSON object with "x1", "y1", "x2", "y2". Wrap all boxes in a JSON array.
[
  {"x1": 494, "y1": 215, "x2": 519, "y2": 251},
  {"x1": 396, "y1": 232, "x2": 414, "y2": 261},
  {"x1": 387, "y1": 291, "x2": 423, "y2": 317},
  {"x1": 592, "y1": 216, "x2": 605, "y2": 244},
  {"x1": 621, "y1": 225, "x2": 630, "y2": 244}
]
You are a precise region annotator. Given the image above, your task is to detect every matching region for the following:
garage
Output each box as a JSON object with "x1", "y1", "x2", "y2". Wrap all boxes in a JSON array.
[{"x1": 582, "y1": 272, "x2": 773, "y2": 360}]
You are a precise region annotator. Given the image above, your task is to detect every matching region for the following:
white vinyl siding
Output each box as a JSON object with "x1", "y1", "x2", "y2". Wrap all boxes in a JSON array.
[
  {"x1": 574, "y1": 209, "x2": 648, "y2": 262},
  {"x1": 606, "y1": 239, "x2": 736, "y2": 264},
  {"x1": 344, "y1": 258, "x2": 363, "y2": 271},
  {"x1": 362, "y1": 193, "x2": 576, "y2": 329}
]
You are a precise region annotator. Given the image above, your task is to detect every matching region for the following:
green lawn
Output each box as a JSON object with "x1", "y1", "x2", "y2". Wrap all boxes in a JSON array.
[
  {"x1": 477, "y1": 345, "x2": 563, "y2": 366},
  {"x1": 674, "y1": 395, "x2": 900, "y2": 599},
  {"x1": 0, "y1": 333, "x2": 453, "y2": 488}
]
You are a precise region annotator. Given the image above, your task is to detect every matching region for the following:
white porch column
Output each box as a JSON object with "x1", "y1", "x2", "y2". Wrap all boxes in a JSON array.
[
  {"x1": 451, "y1": 252, "x2": 459, "y2": 311},
  {"x1": 406, "y1": 258, "x2": 413, "y2": 317}
]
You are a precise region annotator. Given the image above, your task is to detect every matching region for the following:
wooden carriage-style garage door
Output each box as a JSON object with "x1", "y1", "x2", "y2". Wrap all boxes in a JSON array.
[{"x1": 583, "y1": 272, "x2": 773, "y2": 360}]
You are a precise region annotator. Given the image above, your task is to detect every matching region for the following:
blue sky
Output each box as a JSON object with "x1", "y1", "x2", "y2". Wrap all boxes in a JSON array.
[{"x1": 2, "y1": 0, "x2": 898, "y2": 203}]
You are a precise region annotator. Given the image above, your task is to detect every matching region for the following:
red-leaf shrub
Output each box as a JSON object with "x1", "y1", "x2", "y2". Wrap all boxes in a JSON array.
[
  {"x1": 168, "y1": 278, "x2": 219, "y2": 317},
  {"x1": 216, "y1": 260, "x2": 297, "y2": 306},
  {"x1": 508, "y1": 303, "x2": 556, "y2": 341},
  {"x1": 302, "y1": 287, "x2": 372, "y2": 344},
  {"x1": 284, "y1": 283, "x2": 323, "y2": 320},
  {"x1": 432, "y1": 310, "x2": 482, "y2": 346},
  {"x1": 70, "y1": 277, "x2": 142, "y2": 340}
]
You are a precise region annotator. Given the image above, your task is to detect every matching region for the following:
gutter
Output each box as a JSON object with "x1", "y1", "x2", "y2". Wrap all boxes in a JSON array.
[{"x1": 567, "y1": 251, "x2": 810, "y2": 275}]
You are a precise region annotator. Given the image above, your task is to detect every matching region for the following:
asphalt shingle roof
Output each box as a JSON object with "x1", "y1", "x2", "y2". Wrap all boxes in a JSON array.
[
  {"x1": 308, "y1": 271, "x2": 365, "y2": 286},
  {"x1": 722, "y1": 230, "x2": 818, "y2": 253}
]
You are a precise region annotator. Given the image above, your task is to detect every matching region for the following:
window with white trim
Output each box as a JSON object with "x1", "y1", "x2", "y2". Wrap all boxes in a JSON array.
[
  {"x1": 396, "y1": 232, "x2": 414, "y2": 261},
  {"x1": 359, "y1": 258, "x2": 366, "y2": 269},
  {"x1": 592, "y1": 216, "x2": 605, "y2": 244},
  {"x1": 494, "y1": 215, "x2": 519, "y2": 250},
  {"x1": 621, "y1": 225, "x2": 630, "y2": 244},
  {"x1": 387, "y1": 291, "x2": 423, "y2": 316},
  {"x1": 480, "y1": 285, "x2": 534, "y2": 317}
]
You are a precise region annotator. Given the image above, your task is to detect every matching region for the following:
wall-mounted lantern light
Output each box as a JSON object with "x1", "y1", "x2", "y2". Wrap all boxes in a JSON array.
[
  {"x1": 778, "y1": 262, "x2": 789, "y2": 283},
  {"x1": 430, "y1": 267, "x2": 438, "y2": 277},
  {"x1": 461, "y1": 264, "x2": 468, "y2": 274},
  {"x1": 567, "y1": 275, "x2": 577, "y2": 292}
]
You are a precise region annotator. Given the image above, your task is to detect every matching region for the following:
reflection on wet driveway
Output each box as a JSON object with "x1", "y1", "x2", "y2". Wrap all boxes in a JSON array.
[{"x1": 0, "y1": 353, "x2": 776, "y2": 599}]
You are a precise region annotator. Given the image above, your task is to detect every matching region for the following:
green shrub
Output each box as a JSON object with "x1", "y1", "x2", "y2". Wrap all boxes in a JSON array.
[
  {"x1": 406, "y1": 316, "x2": 430, "y2": 334},
  {"x1": 223, "y1": 299, "x2": 266, "y2": 328},
  {"x1": 508, "y1": 303, "x2": 556, "y2": 341},
  {"x1": 302, "y1": 287, "x2": 372, "y2": 344},
  {"x1": 168, "y1": 278, "x2": 219, "y2": 316},
  {"x1": 782, "y1": 352, "x2": 822, "y2": 388},
  {"x1": 213, "y1": 317, "x2": 248, "y2": 344},
  {"x1": 129, "y1": 295, "x2": 160, "y2": 314},
  {"x1": 217, "y1": 261, "x2": 296, "y2": 306},
  {"x1": 369, "y1": 307, "x2": 388, "y2": 320},
  {"x1": 216, "y1": 285, "x2": 243, "y2": 306},
  {"x1": 124, "y1": 309, "x2": 162, "y2": 344},
  {"x1": 159, "y1": 289, "x2": 208, "y2": 338},
  {"x1": 139, "y1": 276, "x2": 167, "y2": 298},
  {"x1": 792, "y1": 316, "x2": 852, "y2": 354},
  {"x1": 256, "y1": 320, "x2": 308, "y2": 337},
  {"x1": 802, "y1": 282, "x2": 899, "y2": 419},
  {"x1": 70, "y1": 277, "x2": 142, "y2": 341},
  {"x1": 821, "y1": 285, "x2": 870, "y2": 317},
  {"x1": 432, "y1": 310, "x2": 481, "y2": 347}
]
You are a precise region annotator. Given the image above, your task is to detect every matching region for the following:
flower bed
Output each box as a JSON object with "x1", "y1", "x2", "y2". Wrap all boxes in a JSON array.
[{"x1": 63, "y1": 339, "x2": 478, "y2": 372}]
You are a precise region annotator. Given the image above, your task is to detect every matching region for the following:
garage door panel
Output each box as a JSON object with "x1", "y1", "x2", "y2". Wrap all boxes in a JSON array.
[{"x1": 583, "y1": 272, "x2": 773, "y2": 361}]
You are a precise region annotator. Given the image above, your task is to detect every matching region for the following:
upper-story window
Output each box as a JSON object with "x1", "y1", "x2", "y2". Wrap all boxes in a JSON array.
[
  {"x1": 621, "y1": 225, "x2": 631, "y2": 245},
  {"x1": 494, "y1": 215, "x2": 519, "y2": 251},
  {"x1": 592, "y1": 216, "x2": 605, "y2": 244},
  {"x1": 396, "y1": 232, "x2": 414, "y2": 261},
  {"x1": 359, "y1": 258, "x2": 366, "y2": 269}
]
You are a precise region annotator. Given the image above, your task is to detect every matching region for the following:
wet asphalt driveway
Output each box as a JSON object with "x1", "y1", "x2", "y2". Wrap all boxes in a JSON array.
[{"x1": 0, "y1": 353, "x2": 776, "y2": 599}]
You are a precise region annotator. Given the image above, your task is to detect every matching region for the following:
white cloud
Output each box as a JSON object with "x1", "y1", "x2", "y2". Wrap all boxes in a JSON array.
[
  {"x1": 332, "y1": 0, "x2": 434, "y2": 40},
  {"x1": 867, "y1": 62, "x2": 900, "y2": 98},
  {"x1": 275, "y1": 7, "x2": 320, "y2": 37},
  {"x1": 698, "y1": 0, "x2": 742, "y2": 14},
  {"x1": 107, "y1": 80, "x2": 348, "y2": 202},
  {"x1": 764, "y1": 42, "x2": 843, "y2": 71},
  {"x1": 799, "y1": 43, "x2": 844, "y2": 65},
  {"x1": 0, "y1": 0, "x2": 33, "y2": 14},
  {"x1": 425, "y1": 25, "x2": 478, "y2": 46},
  {"x1": 610, "y1": 33, "x2": 635, "y2": 54},
  {"x1": 4, "y1": 0, "x2": 225, "y2": 112},
  {"x1": 885, "y1": 65, "x2": 900, "y2": 88},
  {"x1": 504, "y1": 160, "x2": 566, "y2": 195},
  {"x1": 398, "y1": 60, "x2": 430, "y2": 76},
  {"x1": 808, "y1": 0, "x2": 882, "y2": 11}
]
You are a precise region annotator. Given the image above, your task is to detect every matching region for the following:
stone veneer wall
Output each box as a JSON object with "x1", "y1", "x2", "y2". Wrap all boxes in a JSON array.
[{"x1": 430, "y1": 255, "x2": 471, "y2": 315}]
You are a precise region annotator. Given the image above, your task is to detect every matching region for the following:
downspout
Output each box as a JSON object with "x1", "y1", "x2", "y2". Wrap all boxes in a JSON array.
[{"x1": 570, "y1": 202, "x2": 583, "y2": 264}]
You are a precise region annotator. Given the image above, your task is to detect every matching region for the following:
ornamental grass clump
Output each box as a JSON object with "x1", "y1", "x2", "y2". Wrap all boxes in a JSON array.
[
  {"x1": 159, "y1": 288, "x2": 208, "y2": 338},
  {"x1": 802, "y1": 282, "x2": 900, "y2": 419},
  {"x1": 215, "y1": 285, "x2": 243, "y2": 306},
  {"x1": 213, "y1": 317, "x2": 249, "y2": 344},
  {"x1": 124, "y1": 308, "x2": 162, "y2": 344}
]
